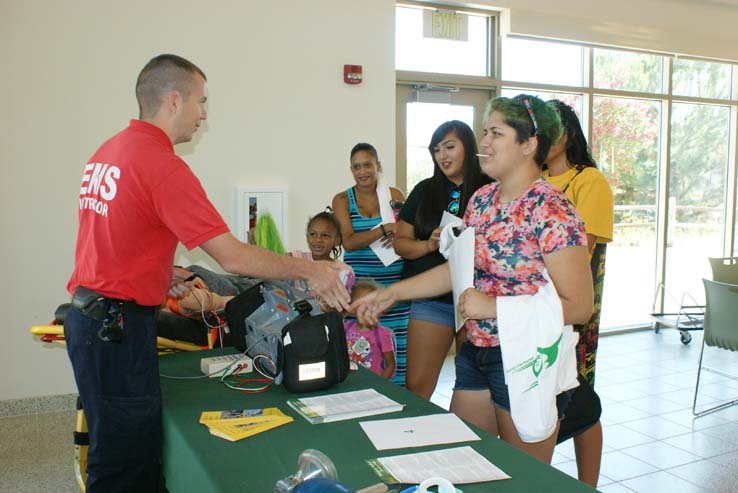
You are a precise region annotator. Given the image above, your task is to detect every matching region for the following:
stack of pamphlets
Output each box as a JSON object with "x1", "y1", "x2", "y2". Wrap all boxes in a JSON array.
[
  {"x1": 366, "y1": 446, "x2": 510, "y2": 484},
  {"x1": 199, "y1": 407, "x2": 293, "y2": 441},
  {"x1": 287, "y1": 388, "x2": 404, "y2": 424}
]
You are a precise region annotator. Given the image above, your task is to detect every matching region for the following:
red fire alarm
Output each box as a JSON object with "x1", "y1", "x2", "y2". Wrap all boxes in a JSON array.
[{"x1": 344, "y1": 64, "x2": 362, "y2": 84}]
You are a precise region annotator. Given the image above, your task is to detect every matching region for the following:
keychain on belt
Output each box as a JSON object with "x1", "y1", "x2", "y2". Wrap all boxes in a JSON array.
[{"x1": 98, "y1": 303, "x2": 123, "y2": 343}]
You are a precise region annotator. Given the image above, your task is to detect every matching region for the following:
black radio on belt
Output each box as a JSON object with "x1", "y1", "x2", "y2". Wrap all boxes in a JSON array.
[{"x1": 72, "y1": 286, "x2": 124, "y2": 343}]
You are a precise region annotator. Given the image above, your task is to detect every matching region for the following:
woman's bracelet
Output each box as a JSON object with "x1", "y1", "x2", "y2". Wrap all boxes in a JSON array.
[{"x1": 380, "y1": 224, "x2": 387, "y2": 236}]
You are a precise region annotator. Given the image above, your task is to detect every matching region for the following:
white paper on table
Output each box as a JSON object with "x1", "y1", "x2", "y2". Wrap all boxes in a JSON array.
[
  {"x1": 438, "y1": 224, "x2": 475, "y2": 331},
  {"x1": 359, "y1": 413, "x2": 480, "y2": 450},
  {"x1": 372, "y1": 446, "x2": 510, "y2": 484},
  {"x1": 440, "y1": 210, "x2": 462, "y2": 229},
  {"x1": 369, "y1": 222, "x2": 401, "y2": 267}
]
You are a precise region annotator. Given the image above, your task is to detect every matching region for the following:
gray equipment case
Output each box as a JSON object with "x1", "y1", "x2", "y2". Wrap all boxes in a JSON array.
[{"x1": 224, "y1": 280, "x2": 321, "y2": 385}]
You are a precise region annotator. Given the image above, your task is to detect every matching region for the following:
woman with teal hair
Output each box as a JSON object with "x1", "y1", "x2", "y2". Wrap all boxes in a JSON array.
[{"x1": 353, "y1": 94, "x2": 593, "y2": 463}]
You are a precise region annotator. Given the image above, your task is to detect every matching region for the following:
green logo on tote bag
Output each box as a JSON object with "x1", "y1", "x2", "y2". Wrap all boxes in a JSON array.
[{"x1": 508, "y1": 333, "x2": 563, "y2": 392}]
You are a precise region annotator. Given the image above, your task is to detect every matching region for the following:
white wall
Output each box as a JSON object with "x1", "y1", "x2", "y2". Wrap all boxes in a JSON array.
[
  {"x1": 2, "y1": 0, "x2": 736, "y2": 401},
  {"x1": 1, "y1": 0, "x2": 396, "y2": 400}
]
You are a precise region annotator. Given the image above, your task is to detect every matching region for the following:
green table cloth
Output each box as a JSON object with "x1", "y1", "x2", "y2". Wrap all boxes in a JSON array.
[{"x1": 160, "y1": 348, "x2": 596, "y2": 492}]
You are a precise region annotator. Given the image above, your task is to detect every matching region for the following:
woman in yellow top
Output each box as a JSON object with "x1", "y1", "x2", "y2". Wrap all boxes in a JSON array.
[{"x1": 544, "y1": 100, "x2": 613, "y2": 488}]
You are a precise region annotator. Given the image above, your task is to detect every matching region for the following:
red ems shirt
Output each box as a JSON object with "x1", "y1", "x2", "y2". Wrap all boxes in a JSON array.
[{"x1": 67, "y1": 120, "x2": 229, "y2": 306}]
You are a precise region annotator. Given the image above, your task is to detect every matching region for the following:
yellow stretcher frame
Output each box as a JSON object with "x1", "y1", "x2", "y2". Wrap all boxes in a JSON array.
[
  {"x1": 30, "y1": 325, "x2": 207, "y2": 352},
  {"x1": 29, "y1": 324, "x2": 207, "y2": 491}
]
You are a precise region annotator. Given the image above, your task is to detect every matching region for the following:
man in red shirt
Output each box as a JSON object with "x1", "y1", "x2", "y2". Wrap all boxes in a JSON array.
[{"x1": 65, "y1": 54, "x2": 351, "y2": 492}]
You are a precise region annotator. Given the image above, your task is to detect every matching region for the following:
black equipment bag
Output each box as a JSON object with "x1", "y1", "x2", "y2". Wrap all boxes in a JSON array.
[
  {"x1": 224, "y1": 280, "x2": 347, "y2": 390},
  {"x1": 223, "y1": 282, "x2": 267, "y2": 352},
  {"x1": 281, "y1": 310, "x2": 350, "y2": 393}
]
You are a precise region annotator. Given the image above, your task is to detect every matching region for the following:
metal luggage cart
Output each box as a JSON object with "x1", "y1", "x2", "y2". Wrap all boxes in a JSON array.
[{"x1": 650, "y1": 282, "x2": 705, "y2": 345}]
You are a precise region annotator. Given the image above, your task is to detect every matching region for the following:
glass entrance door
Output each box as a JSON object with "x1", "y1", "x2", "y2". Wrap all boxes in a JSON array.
[{"x1": 395, "y1": 84, "x2": 493, "y2": 194}]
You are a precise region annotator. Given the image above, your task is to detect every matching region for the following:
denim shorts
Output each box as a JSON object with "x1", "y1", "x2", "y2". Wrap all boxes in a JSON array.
[
  {"x1": 454, "y1": 342, "x2": 571, "y2": 419},
  {"x1": 409, "y1": 299, "x2": 455, "y2": 328}
]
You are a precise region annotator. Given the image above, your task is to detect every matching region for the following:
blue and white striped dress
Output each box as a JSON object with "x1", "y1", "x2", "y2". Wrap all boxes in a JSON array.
[{"x1": 343, "y1": 187, "x2": 410, "y2": 386}]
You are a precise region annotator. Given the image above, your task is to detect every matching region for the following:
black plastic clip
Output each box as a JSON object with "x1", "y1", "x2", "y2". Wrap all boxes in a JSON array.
[{"x1": 293, "y1": 299, "x2": 313, "y2": 316}]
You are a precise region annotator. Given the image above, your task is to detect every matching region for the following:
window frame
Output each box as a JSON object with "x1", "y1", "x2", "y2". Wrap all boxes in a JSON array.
[{"x1": 395, "y1": 4, "x2": 738, "y2": 330}]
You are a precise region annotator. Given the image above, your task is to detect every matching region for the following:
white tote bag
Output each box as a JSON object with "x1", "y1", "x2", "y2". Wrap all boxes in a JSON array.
[
  {"x1": 438, "y1": 222, "x2": 475, "y2": 332},
  {"x1": 496, "y1": 269, "x2": 579, "y2": 443}
]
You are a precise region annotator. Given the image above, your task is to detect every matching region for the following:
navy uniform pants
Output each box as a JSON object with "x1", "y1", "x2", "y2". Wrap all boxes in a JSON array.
[{"x1": 64, "y1": 303, "x2": 163, "y2": 493}]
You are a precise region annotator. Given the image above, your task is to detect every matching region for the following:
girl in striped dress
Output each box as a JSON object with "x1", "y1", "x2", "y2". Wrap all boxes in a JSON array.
[{"x1": 332, "y1": 143, "x2": 410, "y2": 385}]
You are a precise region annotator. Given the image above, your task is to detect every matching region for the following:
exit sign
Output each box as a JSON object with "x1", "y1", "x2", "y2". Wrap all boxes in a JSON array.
[{"x1": 423, "y1": 10, "x2": 468, "y2": 41}]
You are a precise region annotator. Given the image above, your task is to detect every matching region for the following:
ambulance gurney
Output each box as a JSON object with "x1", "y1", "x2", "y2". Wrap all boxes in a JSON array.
[
  {"x1": 29, "y1": 303, "x2": 209, "y2": 492},
  {"x1": 30, "y1": 303, "x2": 209, "y2": 352}
]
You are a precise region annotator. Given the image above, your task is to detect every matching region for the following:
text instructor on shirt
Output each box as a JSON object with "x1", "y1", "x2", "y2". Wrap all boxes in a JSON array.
[{"x1": 64, "y1": 54, "x2": 351, "y2": 492}]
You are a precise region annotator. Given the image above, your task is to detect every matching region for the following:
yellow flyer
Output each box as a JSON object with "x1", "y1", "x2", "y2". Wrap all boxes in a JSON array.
[
  {"x1": 206, "y1": 416, "x2": 294, "y2": 442},
  {"x1": 199, "y1": 407, "x2": 289, "y2": 425}
]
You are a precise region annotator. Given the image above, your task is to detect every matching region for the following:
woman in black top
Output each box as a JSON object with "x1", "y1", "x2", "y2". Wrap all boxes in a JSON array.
[{"x1": 394, "y1": 120, "x2": 490, "y2": 399}]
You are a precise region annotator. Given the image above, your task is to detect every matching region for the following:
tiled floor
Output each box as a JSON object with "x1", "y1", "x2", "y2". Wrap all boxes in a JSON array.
[
  {"x1": 0, "y1": 409, "x2": 78, "y2": 492},
  {"x1": 430, "y1": 329, "x2": 738, "y2": 492},
  {"x1": 3, "y1": 329, "x2": 737, "y2": 492}
]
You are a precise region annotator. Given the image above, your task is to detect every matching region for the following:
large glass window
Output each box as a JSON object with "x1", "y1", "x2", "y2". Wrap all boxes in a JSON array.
[
  {"x1": 501, "y1": 38, "x2": 584, "y2": 87},
  {"x1": 397, "y1": 10, "x2": 738, "y2": 332},
  {"x1": 501, "y1": 88, "x2": 583, "y2": 116},
  {"x1": 663, "y1": 103, "x2": 730, "y2": 311},
  {"x1": 593, "y1": 48, "x2": 663, "y2": 94},
  {"x1": 395, "y1": 5, "x2": 490, "y2": 76},
  {"x1": 672, "y1": 59, "x2": 732, "y2": 100},
  {"x1": 591, "y1": 97, "x2": 661, "y2": 328}
]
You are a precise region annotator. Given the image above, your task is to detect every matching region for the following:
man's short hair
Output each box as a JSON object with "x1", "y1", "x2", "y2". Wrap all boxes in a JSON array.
[{"x1": 135, "y1": 54, "x2": 207, "y2": 119}]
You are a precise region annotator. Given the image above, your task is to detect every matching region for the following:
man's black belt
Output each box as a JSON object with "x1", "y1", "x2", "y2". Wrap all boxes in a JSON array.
[{"x1": 71, "y1": 286, "x2": 157, "y2": 321}]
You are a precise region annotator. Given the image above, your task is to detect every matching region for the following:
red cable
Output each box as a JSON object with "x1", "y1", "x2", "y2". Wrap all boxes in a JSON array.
[{"x1": 232, "y1": 375, "x2": 271, "y2": 383}]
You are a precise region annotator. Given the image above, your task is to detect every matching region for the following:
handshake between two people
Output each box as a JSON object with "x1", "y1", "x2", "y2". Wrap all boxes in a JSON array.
[
  {"x1": 165, "y1": 253, "x2": 491, "y2": 322},
  {"x1": 167, "y1": 261, "x2": 357, "y2": 313},
  {"x1": 350, "y1": 284, "x2": 494, "y2": 328}
]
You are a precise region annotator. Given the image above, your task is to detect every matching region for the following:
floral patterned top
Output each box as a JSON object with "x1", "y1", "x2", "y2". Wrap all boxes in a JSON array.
[{"x1": 462, "y1": 179, "x2": 586, "y2": 347}]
